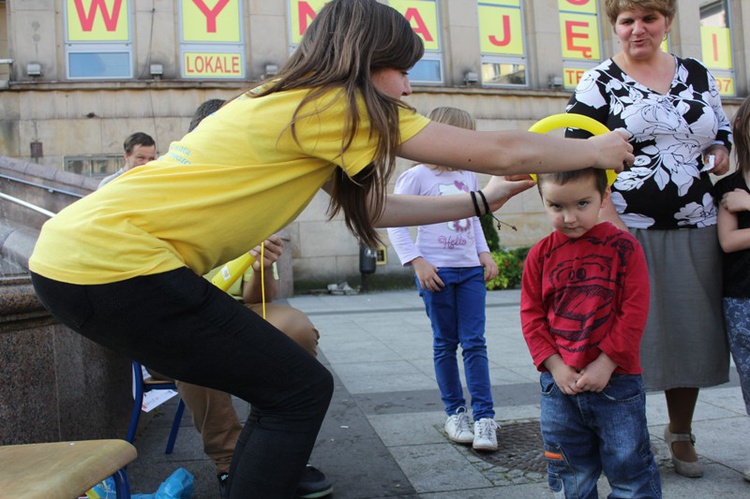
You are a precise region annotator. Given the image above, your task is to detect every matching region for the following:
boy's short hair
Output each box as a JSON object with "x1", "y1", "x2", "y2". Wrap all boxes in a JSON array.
[
  {"x1": 123, "y1": 132, "x2": 155, "y2": 154},
  {"x1": 536, "y1": 168, "x2": 608, "y2": 197},
  {"x1": 188, "y1": 99, "x2": 227, "y2": 132}
]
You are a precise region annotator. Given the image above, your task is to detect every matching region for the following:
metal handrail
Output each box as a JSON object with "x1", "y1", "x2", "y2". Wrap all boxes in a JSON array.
[
  {"x1": 0, "y1": 173, "x2": 85, "y2": 199},
  {"x1": 0, "y1": 193, "x2": 55, "y2": 218}
]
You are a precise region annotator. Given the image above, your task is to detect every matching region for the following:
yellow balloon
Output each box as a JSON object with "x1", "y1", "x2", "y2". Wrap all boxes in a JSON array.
[{"x1": 527, "y1": 113, "x2": 618, "y2": 185}]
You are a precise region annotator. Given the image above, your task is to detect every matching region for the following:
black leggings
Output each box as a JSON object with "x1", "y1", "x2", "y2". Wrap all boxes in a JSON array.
[{"x1": 31, "y1": 268, "x2": 333, "y2": 498}]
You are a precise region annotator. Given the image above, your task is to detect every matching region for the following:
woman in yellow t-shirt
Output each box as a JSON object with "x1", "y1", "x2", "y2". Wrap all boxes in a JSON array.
[{"x1": 29, "y1": 0, "x2": 633, "y2": 495}]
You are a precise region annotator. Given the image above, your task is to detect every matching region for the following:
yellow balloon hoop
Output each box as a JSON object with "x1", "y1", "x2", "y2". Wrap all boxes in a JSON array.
[{"x1": 527, "y1": 113, "x2": 618, "y2": 186}]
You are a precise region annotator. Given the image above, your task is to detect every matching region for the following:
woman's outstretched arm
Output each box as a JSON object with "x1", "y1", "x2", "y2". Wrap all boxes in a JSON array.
[
  {"x1": 397, "y1": 121, "x2": 633, "y2": 176},
  {"x1": 372, "y1": 175, "x2": 534, "y2": 228}
]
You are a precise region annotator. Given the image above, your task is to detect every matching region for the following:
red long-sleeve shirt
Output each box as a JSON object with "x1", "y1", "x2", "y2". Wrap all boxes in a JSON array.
[{"x1": 520, "y1": 222, "x2": 649, "y2": 374}]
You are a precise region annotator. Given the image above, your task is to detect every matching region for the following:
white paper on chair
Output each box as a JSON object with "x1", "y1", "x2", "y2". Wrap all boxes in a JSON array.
[
  {"x1": 141, "y1": 389, "x2": 179, "y2": 412},
  {"x1": 133, "y1": 364, "x2": 180, "y2": 412}
]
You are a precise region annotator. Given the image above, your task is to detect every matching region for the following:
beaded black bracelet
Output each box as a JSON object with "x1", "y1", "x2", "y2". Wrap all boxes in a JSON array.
[
  {"x1": 469, "y1": 191, "x2": 482, "y2": 218},
  {"x1": 477, "y1": 190, "x2": 491, "y2": 216}
]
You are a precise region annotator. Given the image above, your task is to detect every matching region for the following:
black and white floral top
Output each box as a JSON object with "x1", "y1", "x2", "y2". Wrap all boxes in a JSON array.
[{"x1": 566, "y1": 56, "x2": 733, "y2": 230}]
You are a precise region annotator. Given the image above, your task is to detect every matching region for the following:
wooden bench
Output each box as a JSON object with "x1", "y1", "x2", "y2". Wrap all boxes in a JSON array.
[{"x1": 0, "y1": 439, "x2": 137, "y2": 498}]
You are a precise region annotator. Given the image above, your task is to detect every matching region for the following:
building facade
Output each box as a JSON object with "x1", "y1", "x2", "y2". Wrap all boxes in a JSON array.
[{"x1": 0, "y1": 0, "x2": 746, "y2": 283}]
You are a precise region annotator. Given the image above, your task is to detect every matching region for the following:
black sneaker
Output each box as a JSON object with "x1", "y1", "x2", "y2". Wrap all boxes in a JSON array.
[
  {"x1": 217, "y1": 472, "x2": 229, "y2": 499},
  {"x1": 296, "y1": 464, "x2": 333, "y2": 498}
]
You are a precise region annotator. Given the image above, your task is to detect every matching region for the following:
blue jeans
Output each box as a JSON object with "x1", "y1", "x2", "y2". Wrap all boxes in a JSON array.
[
  {"x1": 417, "y1": 266, "x2": 494, "y2": 419},
  {"x1": 539, "y1": 372, "x2": 661, "y2": 499},
  {"x1": 31, "y1": 268, "x2": 333, "y2": 498},
  {"x1": 723, "y1": 297, "x2": 750, "y2": 415}
]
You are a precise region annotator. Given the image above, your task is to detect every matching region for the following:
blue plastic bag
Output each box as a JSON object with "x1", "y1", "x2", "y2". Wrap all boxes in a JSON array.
[
  {"x1": 83, "y1": 476, "x2": 117, "y2": 498},
  {"x1": 131, "y1": 467, "x2": 194, "y2": 499}
]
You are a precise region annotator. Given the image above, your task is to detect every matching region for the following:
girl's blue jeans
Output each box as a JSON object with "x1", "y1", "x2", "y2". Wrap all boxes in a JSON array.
[
  {"x1": 31, "y1": 268, "x2": 333, "y2": 498},
  {"x1": 539, "y1": 372, "x2": 661, "y2": 499},
  {"x1": 723, "y1": 297, "x2": 750, "y2": 415},
  {"x1": 417, "y1": 266, "x2": 494, "y2": 420}
]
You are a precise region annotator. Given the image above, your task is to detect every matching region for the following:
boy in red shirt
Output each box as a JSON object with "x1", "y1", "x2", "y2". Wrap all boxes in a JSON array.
[{"x1": 521, "y1": 168, "x2": 661, "y2": 498}]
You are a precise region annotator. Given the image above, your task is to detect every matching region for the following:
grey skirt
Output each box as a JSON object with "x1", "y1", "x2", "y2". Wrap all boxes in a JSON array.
[{"x1": 632, "y1": 226, "x2": 729, "y2": 391}]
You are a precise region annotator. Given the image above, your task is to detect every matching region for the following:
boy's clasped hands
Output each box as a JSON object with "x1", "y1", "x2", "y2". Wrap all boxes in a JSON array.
[{"x1": 544, "y1": 352, "x2": 618, "y2": 395}]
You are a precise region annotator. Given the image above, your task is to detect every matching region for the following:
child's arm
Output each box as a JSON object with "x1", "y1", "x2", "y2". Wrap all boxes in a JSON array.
[
  {"x1": 718, "y1": 189, "x2": 750, "y2": 253},
  {"x1": 469, "y1": 183, "x2": 498, "y2": 281},
  {"x1": 576, "y1": 352, "x2": 617, "y2": 392},
  {"x1": 478, "y1": 252, "x2": 498, "y2": 282},
  {"x1": 543, "y1": 354, "x2": 583, "y2": 395},
  {"x1": 411, "y1": 256, "x2": 444, "y2": 292},
  {"x1": 520, "y1": 245, "x2": 570, "y2": 383},
  {"x1": 596, "y1": 235, "x2": 650, "y2": 374}
]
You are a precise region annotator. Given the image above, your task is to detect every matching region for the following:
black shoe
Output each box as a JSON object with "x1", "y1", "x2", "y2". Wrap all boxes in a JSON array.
[
  {"x1": 217, "y1": 472, "x2": 229, "y2": 499},
  {"x1": 296, "y1": 464, "x2": 333, "y2": 498}
]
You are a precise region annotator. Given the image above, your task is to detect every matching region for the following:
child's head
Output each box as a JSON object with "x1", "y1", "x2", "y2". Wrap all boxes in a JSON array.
[
  {"x1": 188, "y1": 99, "x2": 226, "y2": 132},
  {"x1": 733, "y1": 97, "x2": 750, "y2": 175},
  {"x1": 425, "y1": 107, "x2": 475, "y2": 172},
  {"x1": 536, "y1": 169, "x2": 609, "y2": 238},
  {"x1": 427, "y1": 107, "x2": 476, "y2": 131}
]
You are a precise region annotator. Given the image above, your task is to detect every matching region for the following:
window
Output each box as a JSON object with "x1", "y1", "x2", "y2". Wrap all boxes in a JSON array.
[
  {"x1": 700, "y1": 0, "x2": 735, "y2": 96},
  {"x1": 478, "y1": 0, "x2": 527, "y2": 87},
  {"x1": 180, "y1": 0, "x2": 245, "y2": 79},
  {"x1": 288, "y1": 0, "x2": 443, "y2": 84},
  {"x1": 558, "y1": 0, "x2": 602, "y2": 90},
  {"x1": 389, "y1": 0, "x2": 443, "y2": 84},
  {"x1": 64, "y1": 155, "x2": 124, "y2": 177},
  {"x1": 64, "y1": 0, "x2": 133, "y2": 79}
]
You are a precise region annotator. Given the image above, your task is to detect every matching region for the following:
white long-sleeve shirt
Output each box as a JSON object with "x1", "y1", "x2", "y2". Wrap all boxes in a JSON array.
[{"x1": 387, "y1": 164, "x2": 490, "y2": 268}]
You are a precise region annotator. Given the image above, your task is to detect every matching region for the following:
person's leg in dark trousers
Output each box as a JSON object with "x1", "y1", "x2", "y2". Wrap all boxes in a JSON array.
[{"x1": 31, "y1": 268, "x2": 333, "y2": 498}]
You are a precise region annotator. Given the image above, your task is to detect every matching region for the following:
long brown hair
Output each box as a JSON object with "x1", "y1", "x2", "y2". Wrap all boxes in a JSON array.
[
  {"x1": 733, "y1": 98, "x2": 750, "y2": 176},
  {"x1": 249, "y1": 0, "x2": 424, "y2": 247}
]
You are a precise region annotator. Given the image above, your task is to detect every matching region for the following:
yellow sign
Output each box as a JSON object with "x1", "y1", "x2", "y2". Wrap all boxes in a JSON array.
[
  {"x1": 480, "y1": 0, "x2": 520, "y2": 6},
  {"x1": 701, "y1": 26, "x2": 733, "y2": 70},
  {"x1": 479, "y1": 4, "x2": 524, "y2": 55},
  {"x1": 714, "y1": 76, "x2": 735, "y2": 96},
  {"x1": 289, "y1": 0, "x2": 327, "y2": 45},
  {"x1": 183, "y1": 52, "x2": 243, "y2": 78},
  {"x1": 558, "y1": 0, "x2": 597, "y2": 15},
  {"x1": 182, "y1": 0, "x2": 241, "y2": 43},
  {"x1": 563, "y1": 66, "x2": 590, "y2": 89},
  {"x1": 389, "y1": 0, "x2": 439, "y2": 51},
  {"x1": 66, "y1": 0, "x2": 129, "y2": 41},
  {"x1": 559, "y1": 13, "x2": 600, "y2": 60}
]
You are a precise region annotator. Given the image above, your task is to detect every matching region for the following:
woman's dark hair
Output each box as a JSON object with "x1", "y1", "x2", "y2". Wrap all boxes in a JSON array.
[{"x1": 733, "y1": 98, "x2": 750, "y2": 176}]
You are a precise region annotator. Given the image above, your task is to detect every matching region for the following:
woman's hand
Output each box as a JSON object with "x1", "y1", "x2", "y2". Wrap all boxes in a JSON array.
[
  {"x1": 481, "y1": 175, "x2": 536, "y2": 212},
  {"x1": 588, "y1": 130, "x2": 634, "y2": 172},
  {"x1": 704, "y1": 145, "x2": 730, "y2": 176}
]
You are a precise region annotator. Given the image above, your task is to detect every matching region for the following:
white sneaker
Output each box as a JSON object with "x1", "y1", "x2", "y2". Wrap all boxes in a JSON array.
[
  {"x1": 473, "y1": 418, "x2": 498, "y2": 451},
  {"x1": 444, "y1": 407, "x2": 474, "y2": 444}
]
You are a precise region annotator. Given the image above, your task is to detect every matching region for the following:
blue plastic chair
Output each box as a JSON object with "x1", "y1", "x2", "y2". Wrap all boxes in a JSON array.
[{"x1": 126, "y1": 361, "x2": 185, "y2": 454}]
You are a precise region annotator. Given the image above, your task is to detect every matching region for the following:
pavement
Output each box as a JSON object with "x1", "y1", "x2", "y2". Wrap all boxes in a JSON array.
[{"x1": 126, "y1": 289, "x2": 750, "y2": 498}]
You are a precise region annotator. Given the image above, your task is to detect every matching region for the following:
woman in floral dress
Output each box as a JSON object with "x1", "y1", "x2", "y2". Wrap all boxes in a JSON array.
[{"x1": 565, "y1": 0, "x2": 732, "y2": 479}]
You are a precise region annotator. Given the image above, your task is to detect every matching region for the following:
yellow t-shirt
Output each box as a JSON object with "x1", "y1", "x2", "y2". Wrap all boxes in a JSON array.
[{"x1": 29, "y1": 89, "x2": 430, "y2": 284}]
